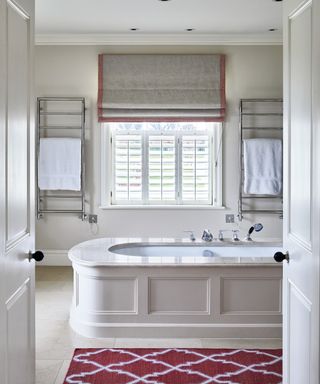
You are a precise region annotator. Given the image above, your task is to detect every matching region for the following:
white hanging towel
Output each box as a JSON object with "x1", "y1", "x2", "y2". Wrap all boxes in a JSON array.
[
  {"x1": 243, "y1": 138, "x2": 282, "y2": 195},
  {"x1": 38, "y1": 138, "x2": 82, "y2": 191}
]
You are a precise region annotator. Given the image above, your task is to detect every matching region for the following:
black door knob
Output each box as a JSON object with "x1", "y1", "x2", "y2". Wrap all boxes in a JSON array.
[
  {"x1": 274, "y1": 251, "x2": 289, "y2": 263},
  {"x1": 29, "y1": 250, "x2": 44, "y2": 262}
]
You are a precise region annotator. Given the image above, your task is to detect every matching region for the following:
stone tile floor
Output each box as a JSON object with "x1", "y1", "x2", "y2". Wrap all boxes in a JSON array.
[{"x1": 36, "y1": 267, "x2": 282, "y2": 384}]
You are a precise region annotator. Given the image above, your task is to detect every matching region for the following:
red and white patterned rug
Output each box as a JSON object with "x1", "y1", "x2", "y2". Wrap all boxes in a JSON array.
[{"x1": 64, "y1": 348, "x2": 282, "y2": 384}]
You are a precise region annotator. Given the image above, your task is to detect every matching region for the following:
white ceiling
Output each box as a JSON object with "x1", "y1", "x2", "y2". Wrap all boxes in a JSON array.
[{"x1": 35, "y1": 0, "x2": 283, "y2": 38}]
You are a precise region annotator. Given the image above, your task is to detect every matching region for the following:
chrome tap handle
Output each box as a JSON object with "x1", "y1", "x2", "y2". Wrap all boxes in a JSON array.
[
  {"x1": 232, "y1": 230, "x2": 240, "y2": 241},
  {"x1": 218, "y1": 230, "x2": 224, "y2": 241},
  {"x1": 183, "y1": 230, "x2": 196, "y2": 242}
]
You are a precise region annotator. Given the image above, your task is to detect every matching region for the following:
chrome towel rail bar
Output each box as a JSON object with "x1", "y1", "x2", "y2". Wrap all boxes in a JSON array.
[{"x1": 36, "y1": 96, "x2": 86, "y2": 220}]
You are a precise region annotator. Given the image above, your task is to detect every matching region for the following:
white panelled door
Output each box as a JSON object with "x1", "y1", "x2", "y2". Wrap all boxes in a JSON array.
[
  {"x1": 282, "y1": 0, "x2": 320, "y2": 383},
  {"x1": 0, "y1": 0, "x2": 39, "y2": 383}
]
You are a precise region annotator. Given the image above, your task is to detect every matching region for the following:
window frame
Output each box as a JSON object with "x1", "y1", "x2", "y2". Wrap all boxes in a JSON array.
[{"x1": 100, "y1": 122, "x2": 223, "y2": 209}]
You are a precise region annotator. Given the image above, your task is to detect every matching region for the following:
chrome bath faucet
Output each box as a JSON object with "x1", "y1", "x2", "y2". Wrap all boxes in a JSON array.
[{"x1": 202, "y1": 229, "x2": 213, "y2": 242}]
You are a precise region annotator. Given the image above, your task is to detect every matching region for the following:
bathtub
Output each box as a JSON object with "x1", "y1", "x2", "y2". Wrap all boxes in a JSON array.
[{"x1": 69, "y1": 238, "x2": 283, "y2": 339}]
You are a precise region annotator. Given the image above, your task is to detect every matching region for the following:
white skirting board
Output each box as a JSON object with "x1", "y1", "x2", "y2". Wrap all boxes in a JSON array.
[{"x1": 38, "y1": 250, "x2": 71, "y2": 266}]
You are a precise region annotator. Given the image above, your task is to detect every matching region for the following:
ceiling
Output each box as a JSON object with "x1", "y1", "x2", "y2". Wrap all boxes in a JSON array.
[{"x1": 35, "y1": 0, "x2": 283, "y2": 44}]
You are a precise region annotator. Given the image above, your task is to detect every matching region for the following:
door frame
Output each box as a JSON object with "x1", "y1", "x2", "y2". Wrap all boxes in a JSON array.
[
  {"x1": 282, "y1": 0, "x2": 320, "y2": 381},
  {"x1": 0, "y1": 0, "x2": 36, "y2": 383},
  {"x1": 311, "y1": 0, "x2": 320, "y2": 380}
]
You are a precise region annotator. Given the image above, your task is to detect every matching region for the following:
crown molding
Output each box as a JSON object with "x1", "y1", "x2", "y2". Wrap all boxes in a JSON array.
[{"x1": 35, "y1": 32, "x2": 283, "y2": 46}]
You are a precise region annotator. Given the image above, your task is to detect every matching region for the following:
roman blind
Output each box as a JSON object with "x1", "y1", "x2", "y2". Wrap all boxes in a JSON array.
[{"x1": 98, "y1": 54, "x2": 226, "y2": 122}]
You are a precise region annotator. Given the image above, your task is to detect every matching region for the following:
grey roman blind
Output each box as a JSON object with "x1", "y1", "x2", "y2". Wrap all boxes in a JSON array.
[{"x1": 98, "y1": 54, "x2": 226, "y2": 122}]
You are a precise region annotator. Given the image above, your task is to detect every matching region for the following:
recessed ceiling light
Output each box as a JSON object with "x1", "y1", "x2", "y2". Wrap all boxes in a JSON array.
[
  {"x1": 186, "y1": 28, "x2": 195, "y2": 32},
  {"x1": 130, "y1": 28, "x2": 139, "y2": 31},
  {"x1": 268, "y1": 28, "x2": 278, "y2": 31}
]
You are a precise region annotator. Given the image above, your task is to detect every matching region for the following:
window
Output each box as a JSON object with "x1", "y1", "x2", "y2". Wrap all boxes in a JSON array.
[{"x1": 101, "y1": 122, "x2": 222, "y2": 207}]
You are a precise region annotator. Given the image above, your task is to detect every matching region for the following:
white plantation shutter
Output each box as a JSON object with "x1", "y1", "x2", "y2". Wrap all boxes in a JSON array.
[
  {"x1": 148, "y1": 136, "x2": 176, "y2": 201},
  {"x1": 109, "y1": 122, "x2": 219, "y2": 206},
  {"x1": 114, "y1": 134, "x2": 143, "y2": 202},
  {"x1": 182, "y1": 135, "x2": 211, "y2": 202}
]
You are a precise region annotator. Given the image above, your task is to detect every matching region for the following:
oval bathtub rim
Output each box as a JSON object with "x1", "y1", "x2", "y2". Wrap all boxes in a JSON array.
[{"x1": 68, "y1": 237, "x2": 283, "y2": 268}]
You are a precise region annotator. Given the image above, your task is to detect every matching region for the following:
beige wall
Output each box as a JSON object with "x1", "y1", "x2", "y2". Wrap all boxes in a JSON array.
[{"x1": 35, "y1": 45, "x2": 283, "y2": 250}]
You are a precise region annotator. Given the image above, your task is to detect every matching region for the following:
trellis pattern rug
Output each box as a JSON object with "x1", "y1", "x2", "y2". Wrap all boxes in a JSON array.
[{"x1": 64, "y1": 348, "x2": 282, "y2": 384}]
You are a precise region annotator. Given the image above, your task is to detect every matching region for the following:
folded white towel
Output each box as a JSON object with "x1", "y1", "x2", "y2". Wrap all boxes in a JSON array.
[
  {"x1": 38, "y1": 138, "x2": 82, "y2": 191},
  {"x1": 243, "y1": 138, "x2": 282, "y2": 195}
]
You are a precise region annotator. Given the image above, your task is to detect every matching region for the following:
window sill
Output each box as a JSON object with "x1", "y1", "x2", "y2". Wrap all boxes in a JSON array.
[{"x1": 99, "y1": 205, "x2": 226, "y2": 210}]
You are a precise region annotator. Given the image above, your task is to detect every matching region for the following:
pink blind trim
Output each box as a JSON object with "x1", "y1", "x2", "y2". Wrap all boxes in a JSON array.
[{"x1": 98, "y1": 54, "x2": 104, "y2": 113}]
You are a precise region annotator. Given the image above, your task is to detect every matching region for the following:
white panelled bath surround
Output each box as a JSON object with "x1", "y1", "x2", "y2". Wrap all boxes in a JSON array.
[{"x1": 69, "y1": 238, "x2": 282, "y2": 339}]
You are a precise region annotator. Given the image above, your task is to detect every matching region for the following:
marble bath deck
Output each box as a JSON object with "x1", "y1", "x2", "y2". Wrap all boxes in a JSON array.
[{"x1": 36, "y1": 266, "x2": 282, "y2": 384}]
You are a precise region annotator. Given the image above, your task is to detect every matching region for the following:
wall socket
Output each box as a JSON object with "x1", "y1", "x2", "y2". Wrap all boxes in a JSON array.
[
  {"x1": 88, "y1": 214, "x2": 98, "y2": 224},
  {"x1": 225, "y1": 214, "x2": 235, "y2": 223}
]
